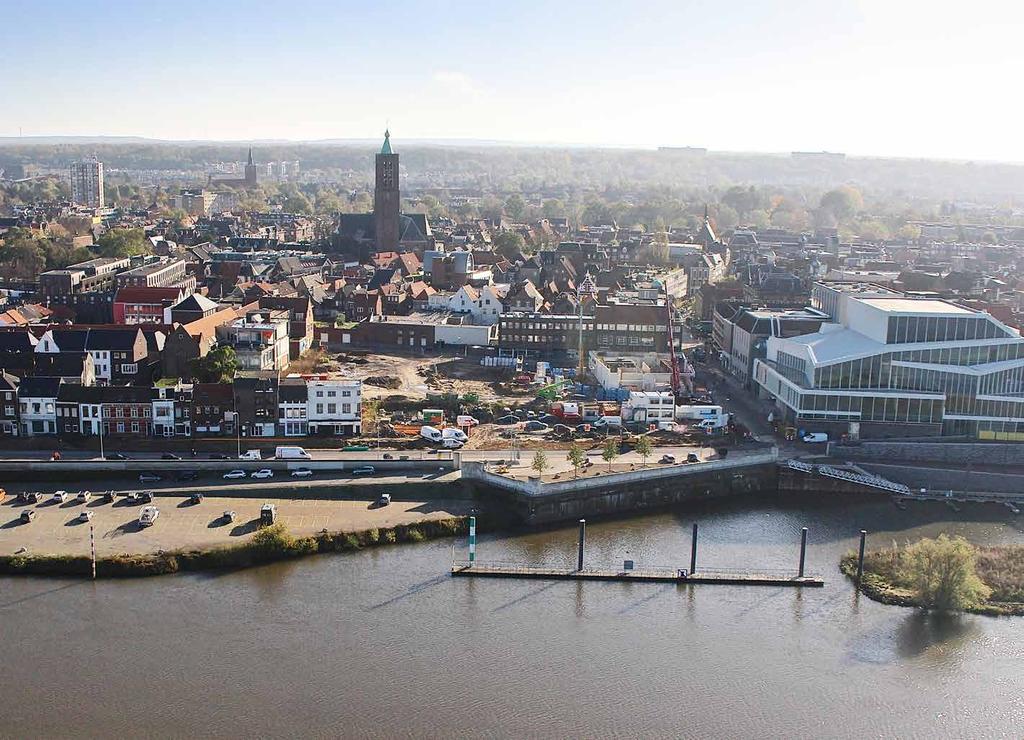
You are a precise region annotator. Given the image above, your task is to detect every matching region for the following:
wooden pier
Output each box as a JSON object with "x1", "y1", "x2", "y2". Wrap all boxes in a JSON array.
[{"x1": 451, "y1": 562, "x2": 824, "y2": 587}]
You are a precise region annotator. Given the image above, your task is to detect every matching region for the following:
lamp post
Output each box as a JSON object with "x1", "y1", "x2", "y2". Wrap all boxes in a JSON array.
[{"x1": 98, "y1": 404, "x2": 104, "y2": 460}]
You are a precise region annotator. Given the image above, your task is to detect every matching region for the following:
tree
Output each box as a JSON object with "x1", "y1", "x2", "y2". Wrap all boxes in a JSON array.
[
  {"x1": 460, "y1": 391, "x2": 480, "y2": 408},
  {"x1": 283, "y1": 193, "x2": 313, "y2": 214},
  {"x1": 96, "y1": 228, "x2": 151, "y2": 258},
  {"x1": 362, "y1": 398, "x2": 381, "y2": 443},
  {"x1": 531, "y1": 449, "x2": 548, "y2": 477},
  {"x1": 542, "y1": 198, "x2": 566, "y2": 219},
  {"x1": 896, "y1": 534, "x2": 992, "y2": 611},
  {"x1": 567, "y1": 443, "x2": 586, "y2": 479},
  {"x1": 601, "y1": 438, "x2": 619, "y2": 472},
  {"x1": 190, "y1": 345, "x2": 238, "y2": 383},
  {"x1": 634, "y1": 434, "x2": 653, "y2": 467},
  {"x1": 819, "y1": 186, "x2": 864, "y2": 223},
  {"x1": 493, "y1": 231, "x2": 526, "y2": 261},
  {"x1": 504, "y1": 193, "x2": 527, "y2": 221}
]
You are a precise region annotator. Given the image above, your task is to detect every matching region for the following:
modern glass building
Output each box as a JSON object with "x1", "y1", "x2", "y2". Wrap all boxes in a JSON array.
[{"x1": 754, "y1": 289, "x2": 1024, "y2": 438}]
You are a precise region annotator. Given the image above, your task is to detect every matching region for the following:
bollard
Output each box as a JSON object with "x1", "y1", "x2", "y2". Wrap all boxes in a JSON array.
[
  {"x1": 798, "y1": 527, "x2": 808, "y2": 578},
  {"x1": 577, "y1": 519, "x2": 586, "y2": 571},
  {"x1": 468, "y1": 516, "x2": 476, "y2": 563},
  {"x1": 690, "y1": 522, "x2": 698, "y2": 574},
  {"x1": 856, "y1": 530, "x2": 867, "y2": 582}
]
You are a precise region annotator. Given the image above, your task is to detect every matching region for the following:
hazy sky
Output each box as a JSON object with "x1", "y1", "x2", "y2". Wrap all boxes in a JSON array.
[{"x1": 2, "y1": 0, "x2": 1021, "y2": 161}]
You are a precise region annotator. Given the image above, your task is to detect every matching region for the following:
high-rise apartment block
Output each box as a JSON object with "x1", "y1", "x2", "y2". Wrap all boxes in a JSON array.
[{"x1": 70, "y1": 158, "x2": 104, "y2": 208}]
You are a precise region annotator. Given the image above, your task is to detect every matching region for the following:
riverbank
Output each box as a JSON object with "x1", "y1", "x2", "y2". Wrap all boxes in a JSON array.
[
  {"x1": 840, "y1": 544, "x2": 1024, "y2": 616},
  {"x1": 0, "y1": 517, "x2": 470, "y2": 578}
]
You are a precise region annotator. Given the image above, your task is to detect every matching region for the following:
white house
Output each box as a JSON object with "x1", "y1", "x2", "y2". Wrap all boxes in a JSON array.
[
  {"x1": 448, "y1": 283, "x2": 509, "y2": 326},
  {"x1": 623, "y1": 391, "x2": 676, "y2": 425},
  {"x1": 306, "y1": 378, "x2": 362, "y2": 436},
  {"x1": 18, "y1": 377, "x2": 62, "y2": 436}
]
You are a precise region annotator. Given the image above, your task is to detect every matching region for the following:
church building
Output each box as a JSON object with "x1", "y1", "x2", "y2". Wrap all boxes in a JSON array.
[{"x1": 337, "y1": 131, "x2": 432, "y2": 252}]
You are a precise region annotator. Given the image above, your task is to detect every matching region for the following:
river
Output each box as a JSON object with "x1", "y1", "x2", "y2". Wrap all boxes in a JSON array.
[{"x1": 1, "y1": 493, "x2": 1022, "y2": 738}]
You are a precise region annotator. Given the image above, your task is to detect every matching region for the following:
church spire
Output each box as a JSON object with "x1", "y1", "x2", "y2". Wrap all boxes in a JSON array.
[
  {"x1": 380, "y1": 129, "x2": 393, "y2": 155},
  {"x1": 247, "y1": 147, "x2": 253, "y2": 165}
]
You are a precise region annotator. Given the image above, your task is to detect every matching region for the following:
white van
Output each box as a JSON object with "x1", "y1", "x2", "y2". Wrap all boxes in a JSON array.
[
  {"x1": 420, "y1": 426, "x2": 443, "y2": 442},
  {"x1": 239, "y1": 449, "x2": 262, "y2": 460},
  {"x1": 275, "y1": 446, "x2": 311, "y2": 459},
  {"x1": 456, "y1": 415, "x2": 479, "y2": 427},
  {"x1": 442, "y1": 428, "x2": 468, "y2": 442},
  {"x1": 802, "y1": 432, "x2": 829, "y2": 443},
  {"x1": 442, "y1": 438, "x2": 464, "y2": 449}
]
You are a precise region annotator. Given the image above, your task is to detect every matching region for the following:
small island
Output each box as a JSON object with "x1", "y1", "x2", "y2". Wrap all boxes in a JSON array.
[{"x1": 841, "y1": 534, "x2": 1024, "y2": 617}]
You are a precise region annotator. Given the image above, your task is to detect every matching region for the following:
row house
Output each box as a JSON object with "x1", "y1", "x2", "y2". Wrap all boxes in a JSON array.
[
  {"x1": 113, "y1": 286, "x2": 186, "y2": 325},
  {"x1": 18, "y1": 376, "x2": 62, "y2": 436},
  {"x1": 152, "y1": 381, "x2": 193, "y2": 437},
  {"x1": 56, "y1": 385, "x2": 154, "y2": 437},
  {"x1": 36, "y1": 327, "x2": 148, "y2": 385},
  {"x1": 306, "y1": 378, "x2": 361, "y2": 436},
  {"x1": 0, "y1": 371, "x2": 19, "y2": 436},
  {"x1": 279, "y1": 378, "x2": 308, "y2": 436},
  {"x1": 258, "y1": 295, "x2": 314, "y2": 360},
  {"x1": 192, "y1": 382, "x2": 234, "y2": 436}
]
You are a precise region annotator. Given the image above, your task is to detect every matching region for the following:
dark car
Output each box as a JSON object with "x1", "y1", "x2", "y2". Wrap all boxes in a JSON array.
[
  {"x1": 539, "y1": 414, "x2": 559, "y2": 425},
  {"x1": 496, "y1": 415, "x2": 518, "y2": 425},
  {"x1": 189, "y1": 493, "x2": 204, "y2": 505},
  {"x1": 382, "y1": 453, "x2": 394, "y2": 460},
  {"x1": 177, "y1": 470, "x2": 200, "y2": 481},
  {"x1": 161, "y1": 453, "x2": 182, "y2": 461},
  {"x1": 107, "y1": 452, "x2": 130, "y2": 461},
  {"x1": 686, "y1": 453, "x2": 700, "y2": 463},
  {"x1": 208, "y1": 453, "x2": 231, "y2": 460},
  {"x1": 140, "y1": 491, "x2": 154, "y2": 503},
  {"x1": 523, "y1": 421, "x2": 549, "y2": 433},
  {"x1": 138, "y1": 473, "x2": 161, "y2": 483}
]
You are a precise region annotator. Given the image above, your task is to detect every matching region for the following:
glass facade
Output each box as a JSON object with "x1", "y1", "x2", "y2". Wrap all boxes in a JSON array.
[{"x1": 885, "y1": 314, "x2": 1010, "y2": 344}]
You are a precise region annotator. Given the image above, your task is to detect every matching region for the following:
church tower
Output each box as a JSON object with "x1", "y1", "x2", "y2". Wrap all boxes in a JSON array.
[
  {"x1": 244, "y1": 147, "x2": 258, "y2": 186},
  {"x1": 374, "y1": 130, "x2": 400, "y2": 250}
]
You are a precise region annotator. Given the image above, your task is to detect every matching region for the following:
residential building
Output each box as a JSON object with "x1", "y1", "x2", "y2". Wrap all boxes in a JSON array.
[
  {"x1": 35, "y1": 327, "x2": 149, "y2": 385},
  {"x1": 70, "y1": 158, "x2": 104, "y2": 208},
  {"x1": 216, "y1": 309, "x2": 290, "y2": 372},
  {"x1": 278, "y1": 378, "x2": 309, "y2": 436},
  {"x1": 152, "y1": 381, "x2": 192, "y2": 437},
  {"x1": 716, "y1": 306, "x2": 828, "y2": 385},
  {"x1": 115, "y1": 258, "x2": 194, "y2": 290},
  {"x1": 113, "y1": 286, "x2": 186, "y2": 325},
  {"x1": 306, "y1": 378, "x2": 361, "y2": 436},
  {"x1": 191, "y1": 383, "x2": 234, "y2": 436},
  {"x1": 233, "y1": 372, "x2": 279, "y2": 437},
  {"x1": 18, "y1": 376, "x2": 62, "y2": 436},
  {"x1": 0, "y1": 371, "x2": 19, "y2": 436}
]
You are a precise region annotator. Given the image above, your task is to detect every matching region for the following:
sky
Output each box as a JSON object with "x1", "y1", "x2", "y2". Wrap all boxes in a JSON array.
[{"x1": 2, "y1": 0, "x2": 1023, "y2": 161}]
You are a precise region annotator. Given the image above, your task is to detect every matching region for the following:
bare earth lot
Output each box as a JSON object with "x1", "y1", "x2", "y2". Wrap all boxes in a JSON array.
[{"x1": 0, "y1": 494, "x2": 472, "y2": 558}]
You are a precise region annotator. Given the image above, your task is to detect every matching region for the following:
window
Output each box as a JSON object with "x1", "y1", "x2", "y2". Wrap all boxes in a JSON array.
[
  {"x1": 316, "y1": 403, "x2": 324, "y2": 414},
  {"x1": 328, "y1": 403, "x2": 337, "y2": 414},
  {"x1": 131, "y1": 422, "x2": 140, "y2": 433}
]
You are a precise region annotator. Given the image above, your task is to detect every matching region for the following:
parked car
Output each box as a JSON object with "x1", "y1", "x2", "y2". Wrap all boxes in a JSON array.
[
  {"x1": 103, "y1": 490, "x2": 117, "y2": 503},
  {"x1": 802, "y1": 432, "x2": 829, "y2": 444},
  {"x1": 138, "y1": 473, "x2": 161, "y2": 483},
  {"x1": 223, "y1": 470, "x2": 247, "y2": 479},
  {"x1": 27, "y1": 491, "x2": 43, "y2": 503},
  {"x1": 659, "y1": 454, "x2": 676, "y2": 464},
  {"x1": 108, "y1": 453, "x2": 130, "y2": 461},
  {"x1": 250, "y1": 469, "x2": 274, "y2": 479},
  {"x1": 161, "y1": 453, "x2": 182, "y2": 461},
  {"x1": 209, "y1": 453, "x2": 231, "y2": 460},
  {"x1": 686, "y1": 453, "x2": 700, "y2": 464},
  {"x1": 540, "y1": 414, "x2": 559, "y2": 425},
  {"x1": 552, "y1": 423, "x2": 574, "y2": 437},
  {"x1": 16, "y1": 491, "x2": 31, "y2": 503},
  {"x1": 20, "y1": 509, "x2": 36, "y2": 523},
  {"x1": 139, "y1": 491, "x2": 154, "y2": 503},
  {"x1": 222, "y1": 510, "x2": 237, "y2": 523},
  {"x1": 351, "y1": 466, "x2": 376, "y2": 475},
  {"x1": 50, "y1": 491, "x2": 68, "y2": 504},
  {"x1": 189, "y1": 493, "x2": 204, "y2": 505},
  {"x1": 138, "y1": 506, "x2": 159, "y2": 528},
  {"x1": 376, "y1": 493, "x2": 392, "y2": 507},
  {"x1": 495, "y1": 415, "x2": 518, "y2": 425},
  {"x1": 76, "y1": 490, "x2": 91, "y2": 503},
  {"x1": 79, "y1": 510, "x2": 94, "y2": 522},
  {"x1": 523, "y1": 421, "x2": 549, "y2": 433},
  {"x1": 381, "y1": 453, "x2": 394, "y2": 460},
  {"x1": 291, "y1": 468, "x2": 313, "y2": 478},
  {"x1": 177, "y1": 470, "x2": 200, "y2": 481}
]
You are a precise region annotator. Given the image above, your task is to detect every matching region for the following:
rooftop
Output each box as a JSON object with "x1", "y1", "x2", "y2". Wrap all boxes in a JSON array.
[{"x1": 857, "y1": 297, "x2": 974, "y2": 315}]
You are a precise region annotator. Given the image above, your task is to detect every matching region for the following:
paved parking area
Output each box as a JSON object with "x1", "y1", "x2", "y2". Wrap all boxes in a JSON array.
[{"x1": 0, "y1": 494, "x2": 472, "y2": 558}]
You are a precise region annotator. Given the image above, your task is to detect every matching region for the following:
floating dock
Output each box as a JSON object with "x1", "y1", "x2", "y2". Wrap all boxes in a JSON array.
[{"x1": 451, "y1": 562, "x2": 824, "y2": 587}]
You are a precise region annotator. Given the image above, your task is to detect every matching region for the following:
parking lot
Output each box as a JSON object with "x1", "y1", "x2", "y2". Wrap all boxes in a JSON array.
[{"x1": 0, "y1": 493, "x2": 472, "y2": 558}]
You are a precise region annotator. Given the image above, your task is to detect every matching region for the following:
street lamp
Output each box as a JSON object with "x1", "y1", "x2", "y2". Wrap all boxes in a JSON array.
[{"x1": 98, "y1": 404, "x2": 104, "y2": 460}]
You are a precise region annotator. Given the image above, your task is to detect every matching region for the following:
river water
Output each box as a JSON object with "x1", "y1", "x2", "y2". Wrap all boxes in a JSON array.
[{"x1": 2, "y1": 493, "x2": 1023, "y2": 738}]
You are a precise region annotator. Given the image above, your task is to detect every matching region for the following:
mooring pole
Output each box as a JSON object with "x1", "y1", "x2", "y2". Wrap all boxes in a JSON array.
[
  {"x1": 856, "y1": 530, "x2": 867, "y2": 582},
  {"x1": 468, "y1": 516, "x2": 476, "y2": 563},
  {"x1": 690, "y1": 523, "x2": 698, "y2": 574},
  {"x1": 798, "y1": 527, "x2": 808, "y2": 578},
  {"x1": 90, "y1": 523, "x2": 96, "y2": 580},
  {"x1": 577, "y1": 519, "x2": 586, "y2": 571}
]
